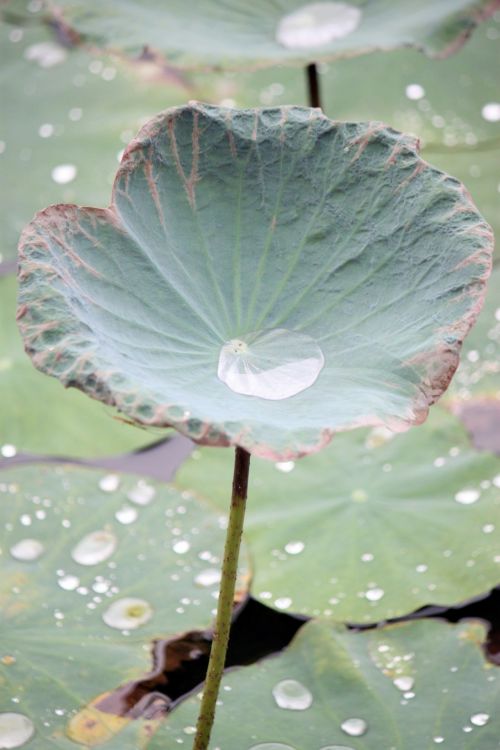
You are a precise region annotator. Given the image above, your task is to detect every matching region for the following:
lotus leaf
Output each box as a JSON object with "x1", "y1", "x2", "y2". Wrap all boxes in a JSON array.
[{"x1": 18, "y1": 103, "x2": 492, "y2": 460}]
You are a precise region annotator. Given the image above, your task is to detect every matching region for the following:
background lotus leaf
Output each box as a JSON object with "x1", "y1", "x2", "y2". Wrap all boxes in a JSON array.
[
  {"x1": 18, "y1": 103, "x2": 492, "y2": 459},
  {"x1": 177, "y1": 407, "x2": 500, "y2": 621},
  {"x1": 158, "y1": 618, "x2": 500, "y2": 749},
  {"x1": 0, "y1": 274, "x2": 157, "y2": 458},
  {"x1": 5, "y1": 0, "x2": 498, "y2": 69},
  {"x1": 0, "y1": 464, "x2": 249, "y2": 749},
  {"x1": 0, "y1": 19, "x2": 186, "y2": 264}
]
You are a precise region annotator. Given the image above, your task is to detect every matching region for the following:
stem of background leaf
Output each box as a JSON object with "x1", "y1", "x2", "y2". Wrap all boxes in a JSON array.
[
  {"x1": 192, "y1": 446, "x2": 251, "y2": 750},
  {"x1": 306, "y1": 62, "x2": 322, "y2": 110}
]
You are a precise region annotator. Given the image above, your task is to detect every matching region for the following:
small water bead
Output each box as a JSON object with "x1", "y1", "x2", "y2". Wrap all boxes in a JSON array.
[
  {"x1": 99, "y1": 474, "x2": 120, "y2": 492},
  {"x1": 51, "y1": 164, "x2": 77, "y2": 184},
  {"x1": 102, "y1": 597, "x2": 153, "y2": 630},
  {"x1": 10, "y1": 539, "x2": 44, "y2": 561},
  {"x1": 0, "y1": 713, "x2": 35, "y2": 748},
  {"x1": 276, "y1": 2, "x2": 362, "y2": 49},
  {"x1": 433, "y1": 737, "x2": 444, "y2": 744},
  {"x1": 272, "y1": 679, "x2": 313, "y2": 710},
  {"x1": 406, "y1": 83, "x2": 425, "y2": 100},
  {"x1": 454, "y1": 489, "x2": 480, "y2": 505},
  {"x1": 393, "y1": 676, "x2": 414, "y2": 692},
  {"x1": 195, "y1": 569, "x2": 221, "y2": 587},
  {"x1": 365, "y1": 587, "x2": 384, "y2": 602},
  {"x1": 58, "y1": 575, "x2": 80, "y2": 591},
  {"x1": 482, "y1": 103, "x2": 500, "y2": 122},
  {"x1": 173, "y1": 540, "x2": 190, "y2": 554},
  {"x1": 24, "y1": 41, "x2": 67, "y2": 67},
  {"x1": 1, "y1": 444, "x2": 17, "y2": 458},
  {"x1": 275, "y1": 597, "x2": 292, "y2": 610},
  {"x1": 340, "y1": 718, "x2": 367, "y2": 737},
  {"x1": 71, "y1": 530, "x2": 117, "y2": 566},
  {"x1": 127, "y1": 480, "x2": 156, "y2": 506},
  {"x1": 275, "y1": 461, "x2": 295, "y2": 473},
  {"x1": 284, "y1": 541, "x2": 304, "y2": 555},
  {"x1": 115, "y1": 506, "x2": 138, "y2": 525},
  {"x1": 217, "y1": 328, "x2": 324, "y2": 400},
  {"x1": 470, "y1": 713, "x2": 490, "y2": 726}
]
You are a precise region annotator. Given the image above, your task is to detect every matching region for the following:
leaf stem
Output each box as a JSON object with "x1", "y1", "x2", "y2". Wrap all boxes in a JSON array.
[
  {"x1": 192, "y1": 445, "x2": 251, "y2": 750},
  {"x1": 306, "y1": 62, "x2": 322, "y2": 109}
]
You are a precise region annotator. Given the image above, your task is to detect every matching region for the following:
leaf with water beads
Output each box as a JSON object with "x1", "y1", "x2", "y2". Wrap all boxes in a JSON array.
[
  {"x1": 177, "y1": 408, "x2": 500, "y2": 620},
  {"x1": 155, "y1": 618, "x2": 500, "y2": 749},
  {"x1": 0, "y1": 464, "x2": 250, "y2": 749},
  {"x1": 18, "y1": 102, "x2": 492, "y2": 460},
  {"x1": 17, "y1": 0, "x2": 499, "y2": 69}
]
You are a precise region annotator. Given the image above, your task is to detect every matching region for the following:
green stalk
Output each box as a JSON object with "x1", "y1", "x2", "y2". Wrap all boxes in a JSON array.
[{"x1": 192, "y1": 445, "x2": 251, "y2": 750}]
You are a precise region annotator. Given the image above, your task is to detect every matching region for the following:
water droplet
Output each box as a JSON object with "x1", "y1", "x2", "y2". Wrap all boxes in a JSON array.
[
  {"x1": 69, "y1": 107, "x2": 83, "y2": 121},
  {"x1": 10, "y1": 539, "x2": 44, "y2": 561},
  {"x1": 454, "y1": 489, "x2": 480, "y2": 505},
  {"x1": 58, "y1": 575, "x2": 80, "y2": 591},
  {"x1": 249, "y1": 745, "x2": 295, "y2": 750},
  {"x1": 183, "y1": 726, "x2": 196, "y2": 735},
  {"x1": 340, "y1": 718, "x2": 367, "y2": 737},
  {"x1": 0, "y1": 713, "x2": 35, "y2": 748},
  {"x1": 394, "y1": 676, "x2": 414, "y2": 691},
  {"x1": 1, "y1": 444, "x2": 17, "y2": 458},
  {"x1": 365, "y1": 587, "x2": 384, "y2": 602},
  {"x1": 173, "y1": 540, "x2": 190, "y2": 554},
  {"x1": 275, "y1": 597, "x2": 292, "y2": 610},
  {"x1": 482, "y1": 523, "x2": 495, "y2": 534},
  {"x1": 361, "y1": 552, "x2": 374, "y2": 562},
  {"x1": 275, "y1": 461, "x2": 295, "y2": 473},
  {"x1": 218, "y1": 328, "x2": 324, "y2": 400},
  {"x1": 71, "y1": 530, "x2": 117, "y2": 566},
  {"x1": 24, "y1": 41, "x2": 67, "y2": 67},
  {"x1": 38, "y1": 123, "x2": 54, "y2": 138},
  {"x1": 470, "y1": 713, "x2": 490, "y2": 726},
  {"x1": 276, "y1": 2, "x2": 362, "y2": 49},
  {"x1": 433, "y1": 737, "x2": 444, "y2": 744},
  {"x1": 102, "y1": 597, "x2": 153, "y2": 630},
  {"x1": 195, "y1": 568, "x2": 221, "y2": 587},
  {"x1": 481, "y1": 103, "x2": 500, "y2": 122},
  {"x1": 99, "y1": 474, "x2": 120, "y2": 492},
  {"x1": 51, "y1": 164, "x2": 77, "y2": 184},
  {"x1": 115, "y1": 506, "x2": 138, "y2": 525},
  {"x1": 127, "y1": 480, "x2": 156, "y2": 506},
  {"x1": 406, "y1": 83, "x2": 425, "y2": 100},
  {"x1": 284, "y1": 541, "x2": 304, "y2": 555},
  {"x1": 272, "y1": 679, "x2": 313, "y2": 710}
]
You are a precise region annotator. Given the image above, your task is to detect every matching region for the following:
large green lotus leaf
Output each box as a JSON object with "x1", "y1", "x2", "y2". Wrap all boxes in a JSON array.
[
  {"x1": 6, "y1": 0, "x2": 498, "y2": 69},
  {"x1": 157, "y1": 618, "x2": 500, "y2": 749},
  {"x1": 0, "y1": 274, "x2": 157, "y2": 458},
  {"x1": 0, "y1": 19, "x2": 186, "y2": 263},
  {"x1": 0, "y1": 464, "x2": 249, "y2": 749},
  {"x1": 176, "y1": 408, "x2": 500, "y2": 621},
  {"x1": 17, "y1": 103, "x2": 492, "y2": 460},
  {"x1": 195, "y1": 13, "x2": 500, "y2": 249}
]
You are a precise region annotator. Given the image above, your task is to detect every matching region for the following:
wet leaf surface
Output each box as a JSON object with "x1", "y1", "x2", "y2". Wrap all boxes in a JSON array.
[
  {"x1": 158, "y1": 618, "x2": 500, "y2": 749},
  {"x1": 6, "y1": 0, "x2": 497, "y2": 69},
  {"x1": 0, "y1": 464, "x2": 249, "y2": 748},
  {"x1": 0, "y1": 275, "x2": 158, "y2": 458},
  {"x1": 176, "y1": 408, "x2": 500, "y2": 621},
  {"x1": 18, "y1": 103, "x2": 492, "y2": 460}
]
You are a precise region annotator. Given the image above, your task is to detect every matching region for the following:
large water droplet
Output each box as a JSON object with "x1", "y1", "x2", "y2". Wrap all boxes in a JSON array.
[
  {"x1": 9, "y1": 539, "x2": 44, "y2": 561},
  {"x1": 71, "y1": 530, "x2": 117, "y2": 566},
  {"x1": 272, "y1": 679, "x2": 313, "y2": 710},
  {"x1": 340, "y1": 718, "x2": 367, "y2": 737},
  {"x1": 481, "y1": 103, "x2": 500, "y2": 122},
  {"x1": 0, "y1": 712, "x2": 35, "y2": 748},
  {"x1": 1, "y1": 444, "x2": 17, "y2": 458},
  {"x1": 218, "y1": 328, "x2": 324, "y2": 400},
  {"x1": 276, "y1": 2, "x2": 362, "y2": 49},
  {"x1": 102, "y1": 597, "x2": 153, "y2": 630},
  {"x1": 470, "y1": 713, "x2": 490, "y2": 726},
  {"x1": 115, "y1": 506, "x2": 138, "y2": 525}
]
